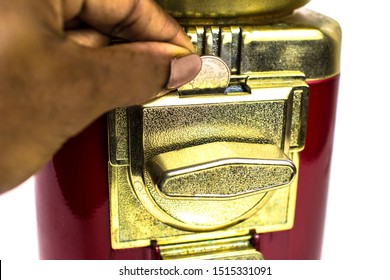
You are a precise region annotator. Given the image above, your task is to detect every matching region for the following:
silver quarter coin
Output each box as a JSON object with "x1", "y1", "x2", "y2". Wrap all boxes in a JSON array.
[{"x1": 178, "y1": 55, "x2": 230, "y2": 93}]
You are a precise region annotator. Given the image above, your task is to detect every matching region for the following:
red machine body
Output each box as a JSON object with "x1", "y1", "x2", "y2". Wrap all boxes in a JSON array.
[{"x1": 35, "y1": 76, "x2": 339, "y2": 260}]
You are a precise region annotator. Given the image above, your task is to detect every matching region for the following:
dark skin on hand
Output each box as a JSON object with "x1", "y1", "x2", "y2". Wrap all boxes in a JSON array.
[{"x1": 0, "y1": 0, "x2": 201, "y2": 194}]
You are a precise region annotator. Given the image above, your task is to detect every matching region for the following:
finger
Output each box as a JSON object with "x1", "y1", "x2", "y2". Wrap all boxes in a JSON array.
[
  {"x1": 62, "y1": 0, "x2": 195, "y2": 52},
  {"x1": 66, "y1": 28, "x2": 110, "y2": 48},
  {"x1": 53, "y1": 39, "x2": 201, "y2": 120}
]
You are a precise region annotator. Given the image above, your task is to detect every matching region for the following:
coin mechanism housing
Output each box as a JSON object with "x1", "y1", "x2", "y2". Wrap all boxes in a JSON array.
[{"x1": 108, "y1": 70, "x2": 308, "y2": 249}]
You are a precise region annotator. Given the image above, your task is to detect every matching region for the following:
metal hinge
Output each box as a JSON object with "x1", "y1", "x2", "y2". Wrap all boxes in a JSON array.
[{"x1": 156, "y1": 234, "x2": 263, "y2": 260}]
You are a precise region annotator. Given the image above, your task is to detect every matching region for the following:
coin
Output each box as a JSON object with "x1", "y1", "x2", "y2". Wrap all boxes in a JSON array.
[{"x1": 178, "y1": 55, "x2": 230, "y2": 94}]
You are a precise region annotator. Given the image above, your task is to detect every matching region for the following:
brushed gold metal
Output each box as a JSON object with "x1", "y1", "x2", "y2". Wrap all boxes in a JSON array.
[
  {"x1": 108, "y1": 71, "x2": 308, "y2": 249},
  {"x1": 159, "y1": 235, "x2": 263, "y2": 260},
  {"x1": 183, "y1": 9, "x2": 341, "y2": 79},
  {"x1": 148, "y1": 142, "x2": 296, "y2": 199},
  {"x1": 155, "y1": 0, "x2": 310, "y2": 18}
]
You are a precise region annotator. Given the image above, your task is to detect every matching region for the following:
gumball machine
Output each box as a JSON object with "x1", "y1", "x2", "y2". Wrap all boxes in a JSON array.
[{"x1": 35, "y1": 0, "x2": 341, "y2": 260}]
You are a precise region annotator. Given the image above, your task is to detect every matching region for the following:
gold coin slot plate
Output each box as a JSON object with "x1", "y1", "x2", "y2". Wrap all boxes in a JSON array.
[{"x1": 109, "y1": 72, "x2": 308, "y2": 249}]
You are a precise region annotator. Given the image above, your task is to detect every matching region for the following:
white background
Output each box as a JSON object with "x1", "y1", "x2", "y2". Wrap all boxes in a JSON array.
[{"x1": 1, "y1": 0, "x2": 389, "y2": 270}]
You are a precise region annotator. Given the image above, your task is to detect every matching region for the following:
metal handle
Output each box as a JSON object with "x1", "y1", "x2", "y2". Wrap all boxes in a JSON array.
[{"x1": 148, "y1": 142, "x2": 296, "y2": 199}]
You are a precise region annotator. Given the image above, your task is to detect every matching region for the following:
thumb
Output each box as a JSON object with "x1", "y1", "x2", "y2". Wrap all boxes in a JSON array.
[
  {"x1": 59, "y1": 39, "x2": 201, "y2": 114},
  {"x1": 94, "y1": 42, "x2": 201, "y2": 107},
  {"x1": 0, "y1": 39, "x2": 201, "y2": 190}
]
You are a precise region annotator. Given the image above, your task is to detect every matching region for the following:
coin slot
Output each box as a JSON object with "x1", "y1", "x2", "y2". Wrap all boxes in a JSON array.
[
  {"x1": 178, "y1": 87, "x2": 227, "y2": 96},
  {"x1": 177, "y1": 55, "x2": 231, "y2": 96}
]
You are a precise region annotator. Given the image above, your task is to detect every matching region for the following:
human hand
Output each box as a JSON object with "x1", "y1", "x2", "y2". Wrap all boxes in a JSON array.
[{"x1": 0, "y1": 0, "x2": 201, "y2": 193}]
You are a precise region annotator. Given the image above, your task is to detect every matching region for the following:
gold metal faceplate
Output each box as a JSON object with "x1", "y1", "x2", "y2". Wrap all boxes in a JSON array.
[
  {"x1": 159, "y1": 235, "x2": 264, "y2": 260},
  {"x1": 155, "y1": 0, "x2": 310, "y2": 18},
  {"x1": 108, "y1": 7, "x2": 341, "y2": 258},
  {"x1": 179, "y1": 9, "x2": 341, "y2": 80},
  {"x1": 109, "y1": 72, "x2": 308, "y2": 250}
]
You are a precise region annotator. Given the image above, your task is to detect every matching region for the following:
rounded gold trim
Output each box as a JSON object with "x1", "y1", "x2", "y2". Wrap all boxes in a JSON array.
[{"x1": 156, "y1": 0, "x2": 310, "y2": 18}]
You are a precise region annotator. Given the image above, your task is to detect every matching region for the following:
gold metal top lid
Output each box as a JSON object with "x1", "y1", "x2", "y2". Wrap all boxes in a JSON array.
[{"x1": 156, "y1": 0, "x2": 310, "y2": 18}]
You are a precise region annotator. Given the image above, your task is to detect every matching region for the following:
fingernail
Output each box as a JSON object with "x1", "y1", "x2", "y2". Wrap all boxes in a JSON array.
[{"x1": 166, "y1": 54, "x2": 202, "y2": 90}]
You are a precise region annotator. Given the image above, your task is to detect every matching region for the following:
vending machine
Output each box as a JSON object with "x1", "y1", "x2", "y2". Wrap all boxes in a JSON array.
[{"x1": 35, "y1": 0, "x2": 341, "y2": 260}]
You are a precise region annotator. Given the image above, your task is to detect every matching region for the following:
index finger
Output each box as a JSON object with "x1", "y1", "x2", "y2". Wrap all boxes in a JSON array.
[{"x1": 62, "y1": 0, "x2": 195, "y2": 52}]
